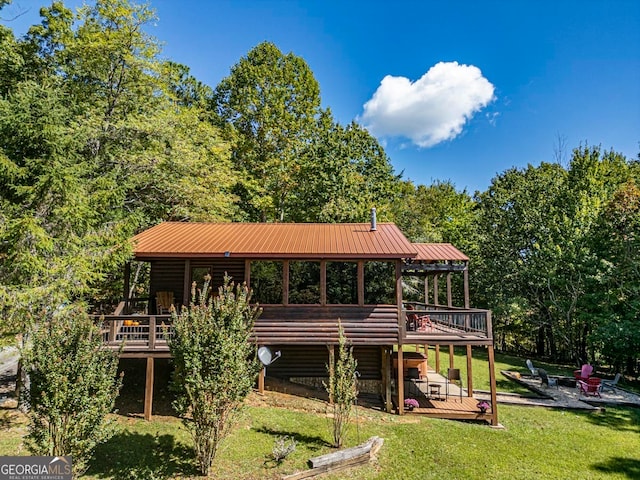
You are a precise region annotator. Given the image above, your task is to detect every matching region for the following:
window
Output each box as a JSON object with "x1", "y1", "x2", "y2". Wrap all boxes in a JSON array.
[
  {"x1": 289, "y1": 261, "x2": 320, "y2": 304},
  {"x1": 250, "y1": 261, "x2": 283, "y2": 304},
  {"x1": 326, "y1": 261, "x2": 358, "y2": 304},
  {"x1": 364, "y1": 261, "x2": 395, "y2": 305}
]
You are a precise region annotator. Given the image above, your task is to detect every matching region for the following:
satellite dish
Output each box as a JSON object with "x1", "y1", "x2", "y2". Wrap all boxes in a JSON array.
[{"x1": 258, "y1": 346, "x2": 281, "y2": 366}]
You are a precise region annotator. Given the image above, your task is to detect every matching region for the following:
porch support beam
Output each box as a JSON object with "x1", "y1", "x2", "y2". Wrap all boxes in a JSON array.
[
  {"x1": 449, "y1": 344, "x2": 455, "y2": 370},
  {"x1": 144, "y1": 356, "x2": 154, "y2": 421},
  {"x1": 424, "y1": 277, "x2": 430, "y2": 305},
  {"x1": 466, "y1": 345, "x2": 473, "y2": 397},
  {"x1": 435, "y1": 345, "x2": 440, "y2": 373},
  {"x1": 123, "y1": 261, "x2": 131, "y2": 313},
  {"x1": 488, "y1": 345, "x2": 499, "y2": 426},
  {"x1": 463, "y1": 265, "x2": 470, "y2": 309},
  {"x1": 283, "y1": 260, "x2": 290, "y2": 305},
  {"x1": 433, "y1": 275, "x2": 439, "y2": 306},
  {"x1": 397, "y1": 345, "x2": 404, "y2": 415},
  {"x1": 328, "y1": 344, "x2": 335, "y2": 404},
  {"x1": 258, "y1": 366, "x2": 265, "y2": 394},
  {"x1": 182, "y1": 259, "x2": 191, "y2": 307},
  {"x1": 382, "y1": 347, "x2": 392, "y2": 413},
  {"x1": 357, "y1": 261, "x2": 364, "y2": 307}
]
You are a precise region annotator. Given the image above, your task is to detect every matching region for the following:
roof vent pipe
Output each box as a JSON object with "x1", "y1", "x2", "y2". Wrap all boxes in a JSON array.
[{"x1": 370, "y1": 207, "x2": 377, "y2": 231}]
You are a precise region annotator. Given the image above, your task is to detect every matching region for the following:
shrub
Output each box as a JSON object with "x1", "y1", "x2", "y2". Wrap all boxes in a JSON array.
[
  {"x1": 325, "y1": 321, "x2": 358, "y2": 448},
  {"x1": 23, "y1": 305, "x2": 122, "y2": 478},
  {"x1": 169, "y1": 275, "x2": 261, "y2": 476},
  {"x1": 271, "y1": 435, "x2": 297, "y2": 463}
]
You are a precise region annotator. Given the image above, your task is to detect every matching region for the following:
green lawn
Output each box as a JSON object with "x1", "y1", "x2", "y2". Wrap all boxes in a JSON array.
[
  {"x1": 1, "y1": 351, "x2": 639, "y2": 479},
  {"x1": 2, "y1": 399, "x2": 638, "y2": 480}
]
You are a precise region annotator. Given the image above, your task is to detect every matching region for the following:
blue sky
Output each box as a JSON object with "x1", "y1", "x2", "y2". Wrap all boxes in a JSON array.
[{"x1": 3, "y1": 0, "x2": 639, "y2": 193}]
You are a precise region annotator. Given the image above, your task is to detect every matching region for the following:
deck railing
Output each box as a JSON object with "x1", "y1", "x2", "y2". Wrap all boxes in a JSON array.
[
  {"x1": 98, "y1": 315, "x2": 173, "y2": 351},
  {"x1": 402, "y1": 302, "x2": 492, "y2": 343}
]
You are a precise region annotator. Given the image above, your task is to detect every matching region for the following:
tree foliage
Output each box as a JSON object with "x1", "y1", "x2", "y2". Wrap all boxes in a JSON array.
[
  {"x1": 0, "y1": 0, "x2": 236, "y2": 326},
  {"x1": 169, "y1": 276, "x2": 261, "y2": 476},
  {"x1": 23, "y1": 305, "x2": 122, "y2": 478},
  {"x1": 474, "y1": 145, "x2": 637, "y2": 370},
  {"x1": 212, "y1": 42, "x2": 400, "y2": 223}
]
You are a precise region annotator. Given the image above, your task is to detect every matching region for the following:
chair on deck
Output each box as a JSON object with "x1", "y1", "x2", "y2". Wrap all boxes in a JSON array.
[
  {"x1": 538, "y1": 368, "x2": 558, "y2": 389},
  {"x1": 601, "y1": 373, "x2": 622, "y2": 393},
  {"x1": 155, "y1": 291, "x2": 175, "y2": 314},
  {"x1": 578, "y1": 377, "x2": 601, "y2": 397},
  {"x1": 446, "y1": 368, "x2": 463, "y2": 402},
  {"x1": 526, "y1": 359, "x2": 539, "y2": 377},
  {"x1": 573, "y1": 364, "x2": 593, "y2": 382},
  {"x1": 416, "y1": 314, "x2": 433, "y2": 332}
]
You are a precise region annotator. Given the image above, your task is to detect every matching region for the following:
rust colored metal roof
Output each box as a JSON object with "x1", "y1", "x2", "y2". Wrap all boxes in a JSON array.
[
  {"x1": 412, "y1": 243, "x2": 469, "y2": 262},
  {"x1": 132, "y1": 222, "x2": 418, "y2": 259}
]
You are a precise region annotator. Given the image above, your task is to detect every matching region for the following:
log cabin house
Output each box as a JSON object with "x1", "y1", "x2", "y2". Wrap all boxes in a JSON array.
[{"x1": 103, "y1": 215, "x2": 498, "y2": 425}]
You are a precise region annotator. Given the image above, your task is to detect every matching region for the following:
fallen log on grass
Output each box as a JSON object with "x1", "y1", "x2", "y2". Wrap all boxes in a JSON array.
[{"x1": 282, "y1": 436, "x2": 384, "y2": 480}]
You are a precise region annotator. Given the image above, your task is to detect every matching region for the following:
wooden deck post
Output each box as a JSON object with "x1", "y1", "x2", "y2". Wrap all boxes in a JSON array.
[
  {"x1": 424, "y1": 344, "x2": 429, "y2": 371},
  {"x1": 433, "y1": 275, "x2": 439, "y2": 305},
  {"x1": 148, "y1": 316, "x2": 156, "y2": 351},
  {"x1": 182, "y1": 259, "x2": 191, "y2": 307},
  {"x1": 397, "y1": 345, "x2": 404, "y2": 415},
  {"x1": 446, "y1": 272, "x2": 452, "y2": 307},
  {"x1": 144, "y1": 356, "x2": 154, "y2": 421},
  {"x1": 424, "y1": 277, "x2": 430, "y2": 305},
  {"x1": 258, "y1": 367, "x2": 265, "y2": 394},
  {"x1": 463, "y1": 265, "x2": 470, "y2": 309},
  {"x1": 328, "y1": 344, "x2": 335, "y2": 404},
  {"x1": 488, "y1": 345, "x2": 499, "y2": 426},
  {"x1": 466, "y1": 345, "x2": 473, "y2": 397},
  {"x1": 123, "y1": 261, "x2": 131, "y2": 313},
  {"x1": 449, "y1": 344, "x2": 455, "y2": 370},
  {"x1": 435, "y1": 345, "x2": 440, "y2": 373},
  {"x1": 382, "y1": 347, "x2": 392, "y2": 413}
]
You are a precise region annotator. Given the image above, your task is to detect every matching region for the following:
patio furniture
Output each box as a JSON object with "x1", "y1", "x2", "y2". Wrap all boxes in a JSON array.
[
  {"x1": 526, "y1": 359, "x2": 539, "y2": 377},
  {"x1": 578, "y1": 377, "x2": 601, "y2": 397},
  {"x1": 601, "y1": 373, "x2": 622, "y2": 393},
  {"x1": 446, "y1": 368, "x2": 463, "y2": 402},
  {"x1": 538, "y1": 368, "x2": 558, "y2": 389},
  {"x1": 573, "y1": 364, "x2": 593, "y2": 382},
  {"x1": 155, "y1": 291, "x2": 174, "y2": 314},
  {"x1": 429, "y1": 384, "x2": 443, "y2": 400}
]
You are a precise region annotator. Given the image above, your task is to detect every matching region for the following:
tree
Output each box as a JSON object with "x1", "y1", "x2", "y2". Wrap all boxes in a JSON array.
[
  {"x1": 212, "y1": 41, "x2": 322, "y2": 221},
  {"x1": 294, "y1": 115, "x2": 401, "y2": 222},
  {"x1": 474, "y1": 145, "x2": 634, "y2": 364},
  {"x1": 169, "y1": 275, "x2": 261, "y2": 476},
  {"x1": 588, "y1": 180, "x2": 640, "y2": 374},
  {"x1": 325, "y1": 322, "x2": 358, "y2": 448},
  {"x1": 23, "y1": 305, "x2": 122, "y2": 478},
  {"x1": 0, "y1": 0, "x2": 237, "y2": 325}
]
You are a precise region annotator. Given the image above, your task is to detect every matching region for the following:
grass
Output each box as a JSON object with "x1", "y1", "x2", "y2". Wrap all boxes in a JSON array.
[
  {"x1": 1, "y1": 352, "x2": 639, "y2": 479},
  {"x1": 2, "y1": 399, "x2": 638, "y2": 479}
]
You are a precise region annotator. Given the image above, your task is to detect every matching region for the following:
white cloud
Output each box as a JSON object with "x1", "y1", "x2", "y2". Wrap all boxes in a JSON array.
[{"x1": 360, "y1": 61, "x2": 495, "y2": 148}]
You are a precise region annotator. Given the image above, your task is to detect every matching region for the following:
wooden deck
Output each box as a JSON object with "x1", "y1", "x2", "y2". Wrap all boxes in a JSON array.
[{"x1": 396, "y1": 372, "x2": 494, "y2": 423}]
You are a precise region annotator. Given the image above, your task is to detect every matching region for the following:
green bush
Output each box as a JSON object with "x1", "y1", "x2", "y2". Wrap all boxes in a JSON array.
[
  {"x1": 325, "y1": 321, "x2": 358, "y2": 448},
  {"x1": 169, "y1": 275, "x2": 261, "y2": 476},
  {"x1": 23, "y1": 305, "x2": 122, "y2": 478}
]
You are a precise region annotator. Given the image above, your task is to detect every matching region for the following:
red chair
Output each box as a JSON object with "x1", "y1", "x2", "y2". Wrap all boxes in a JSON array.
[
  {"x1": 573, "y1": 364, "x2": 593, "y2": 382},
  {"x1": 578, "y1": 377, "x2": 601, "y2": 397},
  {"x1": 416, "y1": 315, "x2": 433, "y2": 332}
]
